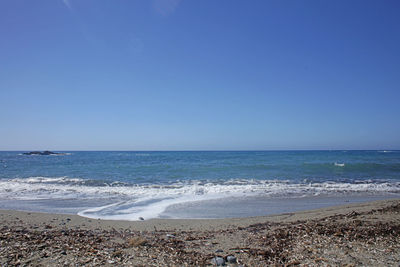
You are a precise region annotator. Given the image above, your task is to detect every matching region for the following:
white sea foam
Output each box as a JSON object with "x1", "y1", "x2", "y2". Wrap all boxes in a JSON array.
[
  {"x1": 1, "y1": 177, "x2": 399, "y2": 220},
  {"x1": 334, "y1": 162, "x2": 345, "y2": 167},
  {"x1": 78, "y1": 195, "x2": 214, "y2": 221}
]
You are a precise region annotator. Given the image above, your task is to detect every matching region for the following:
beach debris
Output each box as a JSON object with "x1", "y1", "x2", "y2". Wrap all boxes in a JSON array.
[
  {"x1": 127, "y1": 237, "x2": 147, "y2": 247},
  {"x1": 0, "y1": 201, "x2": 400, "y2": 266}
]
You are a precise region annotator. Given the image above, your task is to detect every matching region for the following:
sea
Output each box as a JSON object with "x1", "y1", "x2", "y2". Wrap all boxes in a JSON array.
[{"x1": 0, "y1": 151, "x2": 399, "y2": 221}]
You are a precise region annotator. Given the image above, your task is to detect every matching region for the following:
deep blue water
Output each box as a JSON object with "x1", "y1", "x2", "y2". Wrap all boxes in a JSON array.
[{"x1": 0, "y1": 151, "x2": 399, "y2": 220}]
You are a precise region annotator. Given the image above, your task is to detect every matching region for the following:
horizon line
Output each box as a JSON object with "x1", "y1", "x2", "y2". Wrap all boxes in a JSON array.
[{"x1": 1, "y1": 149, "x2": 399, "y2": 152}]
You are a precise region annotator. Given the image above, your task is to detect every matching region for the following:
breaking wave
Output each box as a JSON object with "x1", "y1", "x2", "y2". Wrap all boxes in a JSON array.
[{"x1": 0, "y1": 176, "x2": 399, "y2": 220}]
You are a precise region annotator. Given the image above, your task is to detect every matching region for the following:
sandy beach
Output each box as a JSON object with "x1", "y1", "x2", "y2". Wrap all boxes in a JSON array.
[{"x1": 0, "y1": 199, "x2": 399, "y2": 266}]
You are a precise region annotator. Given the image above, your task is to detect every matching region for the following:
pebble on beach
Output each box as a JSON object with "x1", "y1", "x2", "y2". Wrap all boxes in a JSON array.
[
  {"x1": 211, "y1": 256, "x2": 225, "y2": 266},
  {"x1": 226, "y1": 255, "x2": 237, "y2": 263}
]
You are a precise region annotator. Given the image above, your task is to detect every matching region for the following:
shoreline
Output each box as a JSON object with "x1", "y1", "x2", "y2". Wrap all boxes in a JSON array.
[
  {"x1": 2, "y1": 193, "x2": 398, "y2": 221},
  {"x1": 1, "y1": 198, "x2": 400, "y2": 266},
  {"x1": 0, "y1": 198, "x2": 399, "y2": 231}
]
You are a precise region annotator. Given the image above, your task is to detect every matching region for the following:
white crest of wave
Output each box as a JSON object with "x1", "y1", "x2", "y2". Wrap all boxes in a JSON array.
[
  {"x1": 0, "y1": 177, "x2": 399, "y2": 199},
  {"x1": 1, "y1": 177, "x2": 399, "y2": 220}
]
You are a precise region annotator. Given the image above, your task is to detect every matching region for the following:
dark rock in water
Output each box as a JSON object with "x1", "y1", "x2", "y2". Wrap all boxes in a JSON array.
[
  {"x1": 42, "y1": 150, "x2": 55, "y2": 155},
  {"x1": 211, "y1": 256, "x2": 225, "y2": 266},
  {"x1": 22, "y1": 151, "x2": 42, "y2": 155},
  {"x1": 23, "y1": 151, "x2": 64, "y2": 156}
]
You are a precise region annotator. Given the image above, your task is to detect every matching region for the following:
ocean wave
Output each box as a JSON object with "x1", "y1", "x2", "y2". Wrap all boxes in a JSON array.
[
  {"x1": 1, "y1": 176, "x2": 399, "y2": 199},
  {"x1": 1, "y1": 177, "x2": 399, "y2": 220}
]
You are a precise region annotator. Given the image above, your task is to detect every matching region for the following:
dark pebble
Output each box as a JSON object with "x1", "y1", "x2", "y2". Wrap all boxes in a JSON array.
[
  {"x1": 211, "y1": 256, "x2": 225, "y2": 266},
  {"x1": 226, "y1": 255, "x2": 237, "y2": 263}
]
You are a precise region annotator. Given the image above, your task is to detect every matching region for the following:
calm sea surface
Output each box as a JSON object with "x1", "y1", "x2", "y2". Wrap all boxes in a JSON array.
[{"x1": 0, "y1": 151, "x2": 399, "y2": 220}]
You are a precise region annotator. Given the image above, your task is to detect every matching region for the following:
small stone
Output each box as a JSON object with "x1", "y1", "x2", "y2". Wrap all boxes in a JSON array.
[
  {"x1": 211, "y1": 256, "x2": 225, "y2": 266},
  {"x1": 226, "y1": 255, "x2": 237, "y2": 263},
  {"x1": 166, "y1": 234, "x2": 175, "y2": 238},
  {"x1": 215, "y1": 249, "x2": 223, "y2": 253},
  {"x1": 138, "y1": 217, "x2": 144, "y2": 221}
]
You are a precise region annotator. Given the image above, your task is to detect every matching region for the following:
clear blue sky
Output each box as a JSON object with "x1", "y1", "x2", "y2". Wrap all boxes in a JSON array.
[{"x1": 1, "y1": 0, "x2": 399, "y2": 150}]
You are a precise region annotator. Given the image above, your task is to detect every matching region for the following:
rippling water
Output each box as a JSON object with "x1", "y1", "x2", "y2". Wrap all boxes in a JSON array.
[{"x1": 0, "y1": 151, "x2": 399, "y2": 220}]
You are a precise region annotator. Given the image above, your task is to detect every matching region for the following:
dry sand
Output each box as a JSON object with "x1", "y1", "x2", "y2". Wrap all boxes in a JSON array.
[{"x1": 1, "y1": 199, "x2": 399, "y2": 266}]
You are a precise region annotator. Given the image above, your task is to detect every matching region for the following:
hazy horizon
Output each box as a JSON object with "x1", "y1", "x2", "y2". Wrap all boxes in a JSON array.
[{"x1": 2, "y1": 149, "x2": 399, "y2": 152}]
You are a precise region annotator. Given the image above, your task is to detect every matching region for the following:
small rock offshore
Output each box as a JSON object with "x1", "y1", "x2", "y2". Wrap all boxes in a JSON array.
[{"x1": 22, "y1": 151, "x2": 67, "y2": 156}]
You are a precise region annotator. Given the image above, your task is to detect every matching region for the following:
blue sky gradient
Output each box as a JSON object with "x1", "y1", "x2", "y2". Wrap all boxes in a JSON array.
[{"x1": 1, "y1": 0, "x2": 399, "y2": 150}]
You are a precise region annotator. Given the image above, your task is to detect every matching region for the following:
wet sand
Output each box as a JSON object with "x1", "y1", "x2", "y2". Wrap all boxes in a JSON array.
[{"x1": 1, "y1": 199, "x2": 400, "y2": 266}]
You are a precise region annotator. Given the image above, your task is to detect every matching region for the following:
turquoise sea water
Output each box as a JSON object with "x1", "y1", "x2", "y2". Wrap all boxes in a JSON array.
[{"x1": 0, "y1": 151, "x2": 399, "y2": 220}]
